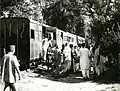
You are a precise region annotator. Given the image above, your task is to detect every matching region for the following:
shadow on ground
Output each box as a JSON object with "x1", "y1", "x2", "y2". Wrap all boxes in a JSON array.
[
  {"x1": 92, "y1": 68, "x2": 120, "y2": 84},
  {"x1": 30, "y1": 66, "x2": 88, "y2": 83},
  {"x1": 30, "y1": 66, "x2": 120, "y2": 84}
]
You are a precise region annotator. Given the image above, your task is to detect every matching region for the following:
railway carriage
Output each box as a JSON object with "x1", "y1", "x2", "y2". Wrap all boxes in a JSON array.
[
  {"x1": 42, "y1": 24, "x2": 81, "y2": 48},
  {"x1": 63, "y1": 32, "x2": 77, "y2": 46},
  {"x1": 42, "y1": 24, "x2": 65, "y2": 49},
  {"x1": 0, "y1": 17, "x2": 42, "y2": 70}
]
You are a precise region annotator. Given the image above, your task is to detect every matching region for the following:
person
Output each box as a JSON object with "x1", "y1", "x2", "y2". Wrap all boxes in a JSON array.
[
  {"x1": 69, "y1": 44, "x2": 75, "y2": 72},
  {"x1": 72, "y1": 45, "x2": 79, "y2": 72},
  {"x1": 53, "y1": 45, "x2": 61, "y2": 76},
  {"x1": 46, "y1": 44, "x2": 53, "y2": 70},
  {"x1": 42, "y1": 38, "x2": 49, "y2": 61},
  {"x1": 93, "y1": 45, "x2": 101, "y2": 76},
  {"x1": 93, "y1": 45, "x2": 107, "y2": 77},
  {"x1": 63, "y1": 43, "x2": 72, "y2": 73},
  {"x1": 60, "y1": 44, "x2": 65, "y2": 64},
  {"x1": 79, "y1": 43, "x2": 91, "y2": 80},
  {"x1": 1, "y1": 45, "x2": 21, "y2": 91}
]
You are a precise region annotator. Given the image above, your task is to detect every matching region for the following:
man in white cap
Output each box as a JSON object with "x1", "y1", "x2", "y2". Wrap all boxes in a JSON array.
[{"x1": 1, "y1": 45, "x2": 21, "y2": 91}]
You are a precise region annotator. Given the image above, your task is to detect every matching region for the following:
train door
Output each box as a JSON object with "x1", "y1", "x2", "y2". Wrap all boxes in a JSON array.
[
  {"x1": 0, "y1": 19, "x2": 18, "y2": 55},
  {"x1": 42, "y1": 26, "x2": 47, "y2": 39},
  {"x1": 0, "y1": 18, "x2": 30, "y2": 61},
  {"x1": 53, "y1": 32, "x2": 56, "y2": 40},
  {"x1": 0, "y1": 19, "x2": 6, "y2": 58}
]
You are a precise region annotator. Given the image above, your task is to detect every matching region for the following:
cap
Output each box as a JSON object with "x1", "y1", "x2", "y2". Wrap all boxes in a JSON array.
[{"x1": 9, "y1": 45, "x2": 16, "y2": 48}]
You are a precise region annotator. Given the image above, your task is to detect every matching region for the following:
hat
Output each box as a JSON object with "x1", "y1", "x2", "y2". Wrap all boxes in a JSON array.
[{"x1": 9, "y1": 45, "x2": 16, "y2": 48}]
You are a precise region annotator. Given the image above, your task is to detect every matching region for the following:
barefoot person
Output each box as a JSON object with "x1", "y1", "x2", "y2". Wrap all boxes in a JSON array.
[{"x1": 1, "y1": 45, "x2": 21, "y2": 91}]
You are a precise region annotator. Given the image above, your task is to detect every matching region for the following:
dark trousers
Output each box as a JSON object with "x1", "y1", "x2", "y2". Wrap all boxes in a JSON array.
[{"x1": 4, "y1": 82, "x2": 16, "y2": 91}]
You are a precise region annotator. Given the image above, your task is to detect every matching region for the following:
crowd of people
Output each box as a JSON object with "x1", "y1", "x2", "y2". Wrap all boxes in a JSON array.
[
  {"x1": 0, "y1": 37, "x2": 109, "y2": 91},
  {"x1": 42, "y1": 37, "x2": 108, "y2": 80},
  {"x1": 0, "y1": 40, "x2": 109, "y2": 91}
]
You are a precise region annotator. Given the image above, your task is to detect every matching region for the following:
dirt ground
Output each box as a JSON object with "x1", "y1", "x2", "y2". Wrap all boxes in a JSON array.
[{"x1": 0, "y1": 67, "x2": 120, "y2": 91}]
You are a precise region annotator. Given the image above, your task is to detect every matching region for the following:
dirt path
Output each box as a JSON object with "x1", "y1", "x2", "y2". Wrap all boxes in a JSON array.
[{"x1": 0, "y1": 70, "x2": 120, "y2": 91}]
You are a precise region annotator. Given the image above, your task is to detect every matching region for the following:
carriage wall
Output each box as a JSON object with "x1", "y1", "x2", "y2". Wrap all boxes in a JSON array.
[
  {"x1": 30, "y1": 19, "x2": 42, "y2": 60},
  {"x1": 63, "y1": 32, "x2": 77, "y2": 46},
  {"x1": 0, "y1": 18, "x2": 30, "y2": 61},
  {"x1": 42, "y1": 24, "x2": 85, "y2": 47}
]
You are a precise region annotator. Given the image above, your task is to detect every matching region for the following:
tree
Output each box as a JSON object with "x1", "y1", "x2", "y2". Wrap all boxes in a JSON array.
[
  {"x1": 88, "y1": 0, "x2": 120, "y2": 69},
  {"x1": 43, "y1": 0, "x2": 86, "y2": 36},
  {"x1": 0, "y1": 0, "x2": 60, "y2": 22}
]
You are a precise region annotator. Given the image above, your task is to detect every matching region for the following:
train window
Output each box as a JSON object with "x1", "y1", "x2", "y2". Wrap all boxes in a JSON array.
[
  {"x1": 67, "y1": 37, "x2": 71, "y2": 42},
  {"x1": 72, "y1": 38, "x2": 74, "y2": 42},
  {"x1": 48, "y1": 33, "x2": 51, "y2": 40},
  {"x1": 31, "y1": 29, "x2": 35, "y2": 39},
  {"x1": 64, "y1": 36, "x2": 67, "y2": 41},
  {"x1": 53, "y1": 32, "x2": 56, "y2": 40},
  {"x1": 42, "y1": 26, "x2": 46, "y2": 39}
]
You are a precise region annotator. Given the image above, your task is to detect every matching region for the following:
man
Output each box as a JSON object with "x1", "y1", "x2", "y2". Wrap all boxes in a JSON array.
[
  {"x1": 69, "y1": 44, "x2": 74, "y2": 72},
  {"x1": 79, "y1": 43, "x2": 91, "y2": 80},
  {"x1": 63, "y1": 43, "x2": 72, "y2": 72},
  {"x1": 42, "y1": 38, "x2": 50, "y2": 62},
  {"x1": 1, "y1": 45, "x2": 21, "y2": 91},
  {"x1": 53, "y1": 45, "x2": 61, "y2": 76},
  {"x1": 72, "y1": 45, "x2": 78, "y2": 72}
]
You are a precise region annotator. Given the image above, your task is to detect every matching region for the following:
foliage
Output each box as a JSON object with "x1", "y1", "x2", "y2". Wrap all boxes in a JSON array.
[
  {"x1": 43, "y1": 0, "x2": 120, "y2": 49},
  {"x1": 89, "y1": 0, "x2": 120, "y2": 57},
  {"x1": 0, "y1": 0, "x2": 60, "y2": 22},
  {"x1": 1, "y1": 0, "x2": 43, "y2": 22},
  {"x1": 43, "y1": 0, "x2": 88, "y2": 36}
]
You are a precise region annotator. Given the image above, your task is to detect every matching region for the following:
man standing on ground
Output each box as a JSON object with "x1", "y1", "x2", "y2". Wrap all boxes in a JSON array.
[
  {"x1": 1, "y1": 45, "x2": 21, "y2": 91},
  {"x1": 79, "y1": 43, "x2": 91, "y2": 80}
]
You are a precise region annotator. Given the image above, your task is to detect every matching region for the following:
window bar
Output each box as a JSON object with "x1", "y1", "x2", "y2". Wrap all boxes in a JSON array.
[
  {"x1": 9, "y1": 22, "x2": 12, "y2": 37},
  {"x1": 4, "y1": 20, "x2": 6, "y2": 54},
  {"x1": 20, "y1": 22, "x2": 25, "y2": 38},
  {"x1": 16, "y1": 19, "x2": 19, "y2": 56}
]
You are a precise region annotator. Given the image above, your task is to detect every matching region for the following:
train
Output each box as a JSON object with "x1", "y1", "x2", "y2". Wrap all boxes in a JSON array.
[
  {"x1": 0, "y1": 17, "x2": 85, "y2": 70},
  {"x1": 42, "y1": 24, "x2": 85, "y2": 48}
]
